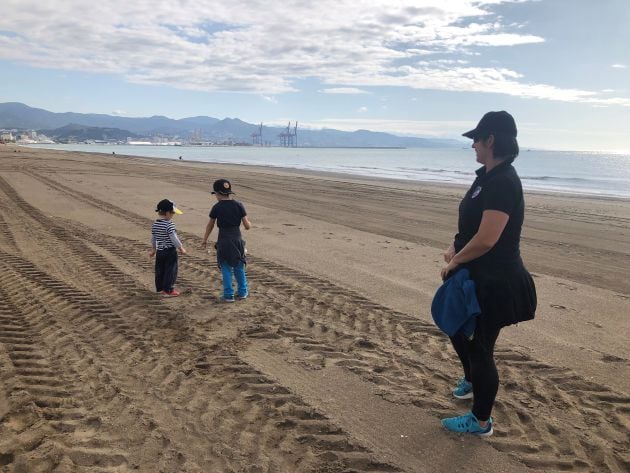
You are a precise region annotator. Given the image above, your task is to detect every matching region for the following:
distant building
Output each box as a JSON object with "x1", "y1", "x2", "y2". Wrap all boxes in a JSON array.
[{"x1": 0, "y1": 132, "x2": 14, "y2": 142}]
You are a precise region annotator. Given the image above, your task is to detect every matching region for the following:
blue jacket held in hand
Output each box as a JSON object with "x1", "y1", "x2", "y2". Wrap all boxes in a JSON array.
[{"x1": 431, "y1": 268, "x2": 481, "y2": 339}]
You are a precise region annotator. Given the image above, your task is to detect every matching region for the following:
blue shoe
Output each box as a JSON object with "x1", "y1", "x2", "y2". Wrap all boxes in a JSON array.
[
  {"x1": 441, "y1": 411, "x2": 493, "y2": 437},
  {"x1": 452, "y1": 377, "x2": 473, "y2": 399}
]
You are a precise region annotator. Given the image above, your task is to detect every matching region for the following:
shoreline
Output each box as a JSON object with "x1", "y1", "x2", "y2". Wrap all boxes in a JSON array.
[{"x1": 17, "y1": 143, "x2": 630, "y2": 202}]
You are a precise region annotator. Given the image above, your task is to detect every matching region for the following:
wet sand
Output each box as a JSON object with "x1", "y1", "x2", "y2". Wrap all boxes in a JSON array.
[{"x1": 0, "y1": 145, "x2": 628, "y2": 472}]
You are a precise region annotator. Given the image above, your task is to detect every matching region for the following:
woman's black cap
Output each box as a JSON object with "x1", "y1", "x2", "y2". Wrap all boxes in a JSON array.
[
  {"x1": 463, "y1": 111, "x2": 517, "y2": 140},
  {"x1": 212, "y1": 179, "x2": 234, "y2": 195}
]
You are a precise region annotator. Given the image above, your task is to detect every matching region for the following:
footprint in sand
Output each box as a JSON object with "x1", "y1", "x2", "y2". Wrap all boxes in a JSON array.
[
  {"x1": 556, "y1": 282, "x2": 577, "y2": 291},
  {"x1": 550, "y1": 303, "x2": 574, "y2": 311},
  {"x1": 600, "y1": 354, "x2": 627, "y2": 363}
]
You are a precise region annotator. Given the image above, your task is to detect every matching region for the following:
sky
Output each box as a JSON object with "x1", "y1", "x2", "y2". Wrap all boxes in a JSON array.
[{"x1": 0, "y1": 0, "x2": 629, "y2": 151}]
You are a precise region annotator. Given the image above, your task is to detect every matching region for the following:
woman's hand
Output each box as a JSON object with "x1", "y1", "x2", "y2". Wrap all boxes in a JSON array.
[
  {"x1": 440, "y1": 260, "x2": 459, "y2": 281},
  {"x1": 444, "y1": 244, "x2": 456, "y2": 263}
]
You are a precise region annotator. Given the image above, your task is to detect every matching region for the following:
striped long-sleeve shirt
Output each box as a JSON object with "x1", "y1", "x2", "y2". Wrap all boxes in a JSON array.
[{"x1": 151, "y1": 219, "x2": 182, "y2": 250}]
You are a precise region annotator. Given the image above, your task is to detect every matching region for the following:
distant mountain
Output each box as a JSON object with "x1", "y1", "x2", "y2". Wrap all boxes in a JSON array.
[
  {"x1": 39, "y1": 124, "x2": 139, "y2": 142},
  {"x1": 295, "y1": 128, "x2": 457, "y2": 148},
  {"x1": 0, "y1": 103, "x2": 205, "y2": 135},
  {"x1": 0, "y1": 102, "x2": 462, "y2": 148}
]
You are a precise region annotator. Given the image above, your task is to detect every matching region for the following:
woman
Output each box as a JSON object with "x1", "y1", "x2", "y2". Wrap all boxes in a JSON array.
[{"x1": 440, "y1": 111, "x2": 537, "y2": 436}]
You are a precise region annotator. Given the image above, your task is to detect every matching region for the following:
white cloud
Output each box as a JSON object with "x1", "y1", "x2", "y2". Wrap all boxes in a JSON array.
[
  {"x1": 319, "y1": 88, "x2": 370, "y2": 94},
  {"x1": 611, "y1": 64, "x2": 627, "y2": 69},
  {"x1": 112, "y1": 109, "x2": 127, "y2": 116},
  {"x1": 357, "y1": 106, "x2": 368, "y2": 113},
  {"x1": 0, "y1": 0, "x2": 627, "y2": 106},
  {"x1": 261, "y1": 95, "x2": 278, "y2": 103}
]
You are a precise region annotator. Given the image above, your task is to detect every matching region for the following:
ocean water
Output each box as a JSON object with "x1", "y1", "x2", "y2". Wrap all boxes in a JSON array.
[{"x1": 27, "y1": 144, "x2": 630, "y2": 198}]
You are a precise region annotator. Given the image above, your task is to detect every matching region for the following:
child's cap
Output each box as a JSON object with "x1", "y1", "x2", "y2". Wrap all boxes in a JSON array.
[
  {"x1": 211, "y1": 179, "x2": 234, "y2": 195},
  {"x1": 156, "y1": 199, "x2": 183, "y2": 214}
]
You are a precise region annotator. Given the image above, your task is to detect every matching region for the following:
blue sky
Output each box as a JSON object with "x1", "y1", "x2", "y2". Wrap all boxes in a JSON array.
[{"x1": 1, "y1": 0, "x2": 629, "y2": 151}]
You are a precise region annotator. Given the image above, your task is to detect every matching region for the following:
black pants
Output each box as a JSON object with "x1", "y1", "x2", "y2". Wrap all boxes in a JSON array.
[
  {"x1": 450, "y1": 323, "x2": 501, "y2": 421},
  {"x1": 155, "y1": 247, "x2": 178, "y2": 292}
]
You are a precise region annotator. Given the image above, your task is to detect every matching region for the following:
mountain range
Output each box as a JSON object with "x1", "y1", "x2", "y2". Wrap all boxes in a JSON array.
[
  {"x1": 0, "y1": 102, "x2": 462, "y2": 148},
  {"x1": 37, "y1": 124, "x2": 139, "y2": 142}
]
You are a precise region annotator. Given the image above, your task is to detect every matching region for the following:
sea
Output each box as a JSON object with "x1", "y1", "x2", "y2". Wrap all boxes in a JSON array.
[{"x1": 27, "y1": 144, "x2": 630, "y2": 199}]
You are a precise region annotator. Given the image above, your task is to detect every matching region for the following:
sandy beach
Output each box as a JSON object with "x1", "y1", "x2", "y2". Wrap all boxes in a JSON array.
[{"x1": 0, "y1": 145, "x2": 628, "y2": 473}]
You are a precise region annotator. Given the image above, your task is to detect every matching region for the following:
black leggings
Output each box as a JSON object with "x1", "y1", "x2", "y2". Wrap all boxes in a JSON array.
[
  {"x1": 449, "y1": 324, "x2": 501, "y2": 421},
  {"x1": 155, "y1": 247, "x2": 178, "y2": 292}
]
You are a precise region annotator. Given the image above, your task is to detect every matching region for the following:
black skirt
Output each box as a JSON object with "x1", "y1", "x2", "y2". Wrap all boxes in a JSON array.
[
  {"x1": 467, "y1": 258, "x2": 537, "y2": 329},
  {"x1": 215, "y1": 237, "x2": 247, "y2": 267}
]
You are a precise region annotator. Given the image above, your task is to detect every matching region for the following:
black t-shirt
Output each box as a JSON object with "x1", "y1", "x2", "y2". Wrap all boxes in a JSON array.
[
  {"x1": 454, "y1": 162, "x2": 524, "y2": 267},
  {"x1": 209, "y1": 200, "x2": 247, "y2": 239}
]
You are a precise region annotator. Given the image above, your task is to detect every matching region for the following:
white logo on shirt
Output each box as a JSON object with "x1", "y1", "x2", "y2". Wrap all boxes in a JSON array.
[{"x1": 471, "y1": 186, "x2": 482, "y2": 199}]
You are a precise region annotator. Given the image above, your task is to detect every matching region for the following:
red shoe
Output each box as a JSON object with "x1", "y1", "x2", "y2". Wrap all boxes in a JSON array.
[{"x1": 162, "y1": 289, "x2": 180, "y2": 297}]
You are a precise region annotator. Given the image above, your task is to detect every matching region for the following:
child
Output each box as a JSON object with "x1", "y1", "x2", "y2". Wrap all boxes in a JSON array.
[
  {"x1": 201, "y1": 179, "x2": 251, "y2": 302},
  {"x1": 150, "y1": 199, "x2": 187, "y2": 296}
]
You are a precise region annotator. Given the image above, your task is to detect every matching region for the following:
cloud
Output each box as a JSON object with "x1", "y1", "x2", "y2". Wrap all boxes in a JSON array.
[
  {"x1": 112, "y1": 109, "x2": 127, "y2": 116},
  {"x1": 357, "y1": 106, "x2": 368, "y2": 113},
  {"x1": 319, "y1": 87, "x2": 370, "y2": 94},
  {"x1": 611, "y1": 64, "x2": 627, "y2": 69},
  {"x1": 261, "y1": 95, "x2": 278, "y2": 103},
  {"x1": 0, "y1": 0, "x2": 627, "y2": 106}
]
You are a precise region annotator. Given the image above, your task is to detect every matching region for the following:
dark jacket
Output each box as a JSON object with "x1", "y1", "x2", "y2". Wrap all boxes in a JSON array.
[{"x1": 431, "y1": 269, "x2": 481, "y2": 338}]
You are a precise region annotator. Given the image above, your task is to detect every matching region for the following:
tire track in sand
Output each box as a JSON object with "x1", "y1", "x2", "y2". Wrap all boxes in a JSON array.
[
  {"x1": 0, "y1": 283, "x2": 133, "y2": 472},
  {"x1": 0, "y1": 251, "x2": 400, "y2": 473},
  {"x1": 0, "y1": 175, "x2": 401, "y2": 472},
  {"x1": 15, "y1": 170, "x2": 630, "y2": 473},
  {"x1": 0, "y1": 258, "x2": 204, "y2": 472}
]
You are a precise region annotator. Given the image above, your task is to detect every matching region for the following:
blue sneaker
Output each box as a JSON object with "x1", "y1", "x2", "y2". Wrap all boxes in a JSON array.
[
  {"x1": 441, "y1": 411, "x2": 493, "y2": 437},
  {"x1": 452, "y1": 377, "x2": 473, "y2": 399}
]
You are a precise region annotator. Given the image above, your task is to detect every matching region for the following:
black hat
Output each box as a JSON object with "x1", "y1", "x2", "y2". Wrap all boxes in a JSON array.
[
  {"x1": 463, "y1": 111, "x2": 517, "y2": 140},
  {"x1": 156, "y1": 199, "x2": 183, "y2": 214},
  {"x1": 212, "y1": 179, "x2": 234, "y2": 195}
]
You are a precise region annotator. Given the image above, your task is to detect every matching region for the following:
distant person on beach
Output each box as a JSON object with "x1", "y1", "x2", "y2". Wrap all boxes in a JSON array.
[
  {"x1": 201, "y1": 179, "x2": 251, "y2": 302},
  {"x1": 439, "y1": 111, "x2": 537, "y2": 436},
  {"x1": 150, "y1": 199, "x2": 187, "y2": 297}
]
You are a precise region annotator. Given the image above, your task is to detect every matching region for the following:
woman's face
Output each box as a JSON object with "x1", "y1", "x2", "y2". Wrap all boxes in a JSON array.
[{"x1": 472, "y1": 135, "x2": 494, "y2": 165}]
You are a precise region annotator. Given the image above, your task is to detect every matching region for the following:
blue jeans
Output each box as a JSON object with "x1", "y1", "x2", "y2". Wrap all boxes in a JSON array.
[{"x1": 220, "y1": 261, "x2": 248, "y2": 298}]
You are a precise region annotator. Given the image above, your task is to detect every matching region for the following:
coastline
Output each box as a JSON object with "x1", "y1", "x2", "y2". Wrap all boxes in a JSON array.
[
  {"x1": 22, "y1": 143, "x2": 630, "y2": 201},
  {"x1": 1, "y1": 144, "x2": 628, "y2": 472}
]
